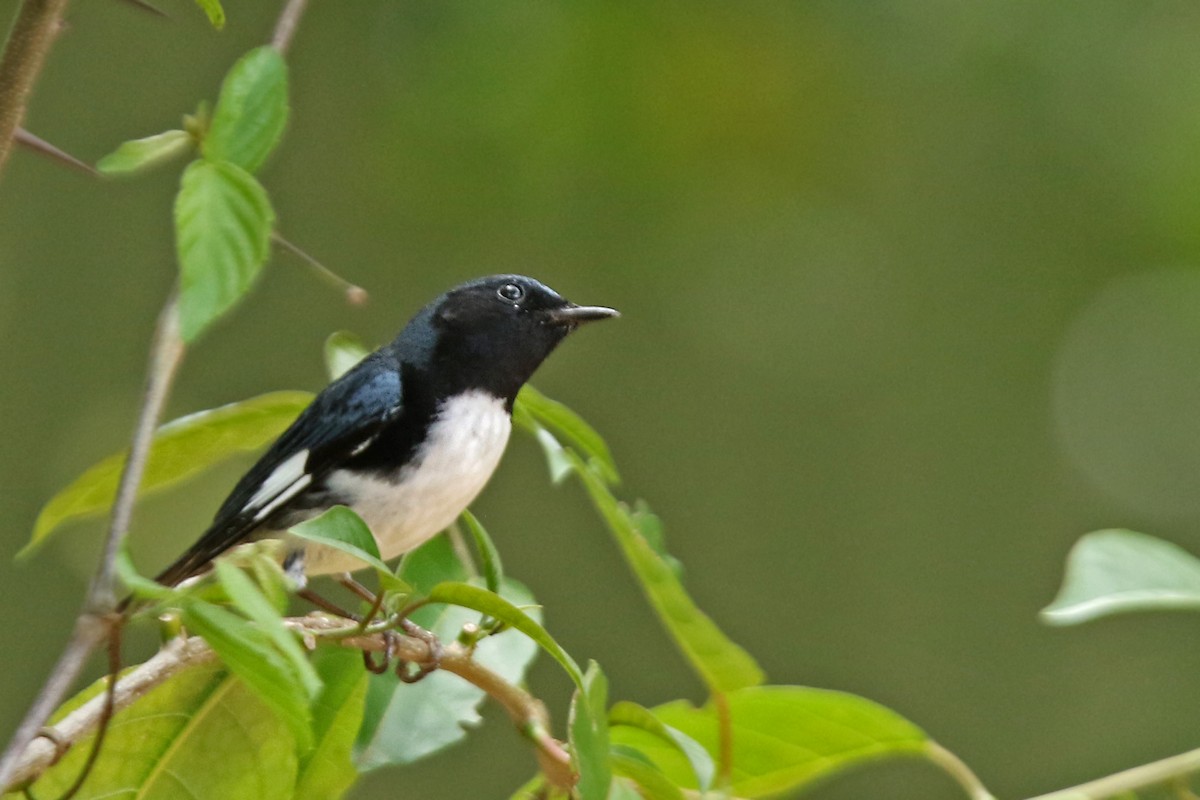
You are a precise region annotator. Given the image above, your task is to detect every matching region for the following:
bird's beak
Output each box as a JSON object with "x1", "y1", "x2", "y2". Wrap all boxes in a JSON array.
[{"x1": 546, "y1": 304, "x2": 620, "y2": 326}]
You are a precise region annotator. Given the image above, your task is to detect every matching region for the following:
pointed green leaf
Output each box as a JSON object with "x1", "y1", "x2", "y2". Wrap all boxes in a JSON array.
[
  {"x1": 181, "y1": 599, "x2": 314, "y2": 750},
  {"x1": 97, "y1": 129, "x2": 193, "y2": 175},
  {"x1": 570, "y1": 455, "x2": 764, "y2": 693},
  {"x1": 570, "y1": 661, "x2": 612, "y2": 800},
  {"x1": 609, "y1": 701, "x2": 713, "y2": 792},
  {"x1": 397, "y1": 532, "x2": 469, "y2": 593},
  {"x1": 214, "y1": 560, "x2": 322, "y2": 698},
  {"x1": 609, "y1": 686, "x2": 928, "y2": 798},
  {"x1": 324, "y1": 331, "x2": 370, "y2": 381},
  {"x1": 512, "y1": 405, "x2": 574, "y2": 484},
  {"x1": 204, "y1": 46, "x2": 288, "y2": 173},
  {"x1": 296, "y1": 649, "x2": 369, "y2": 800},
  {"x1": 175, "y1": 159, "x2": 275, "y2": 341},
  {"x1": 460, "y1": 510, "x2": 503, "y2": 596},
  {"x1": 355, "y1": 578, "x2": 541, "y2": 770},
  {"x1": 1042, "y1": 529, "x2": 1200, "y2": 625},
  {"x1": 25, "y1": 391, "x2": 311, "y2": 555},
  {"x1": 17, "y1": 662, "x2": 296, "y2": 800},
  {"x1": 289, "y1": 506, "x2": 409, "y2": 592},
  {"x1": 193, "y1": 0, "x2": 225, "y2": 28},
  {"x1": 516, "y1": 385, "x2": 619, "y2": 483},
  {"x1": 425, "y1": 580, "x2": 583, "y2": 687}
]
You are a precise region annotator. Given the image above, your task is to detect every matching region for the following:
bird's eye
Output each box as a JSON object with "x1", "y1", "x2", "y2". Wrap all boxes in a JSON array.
[{"x1": 497, "y1": 283, "x2": 524, "y2": 302}]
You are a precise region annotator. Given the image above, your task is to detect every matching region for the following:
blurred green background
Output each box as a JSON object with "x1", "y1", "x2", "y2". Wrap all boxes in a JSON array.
[{"x1": 5, "y1": 1, "x2": 1200, "y2": 797}]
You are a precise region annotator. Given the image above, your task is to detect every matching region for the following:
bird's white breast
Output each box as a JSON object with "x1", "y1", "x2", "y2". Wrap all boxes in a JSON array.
[{"x1": 303, "y1": 390, "x2": 512, "y2": 574}]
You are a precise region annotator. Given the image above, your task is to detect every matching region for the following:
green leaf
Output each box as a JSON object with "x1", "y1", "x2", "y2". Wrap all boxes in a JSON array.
[
  {"x1": 21, "y1": 662, "x2": 296, "y2": 799},
  {"x1": 397, "y1": 532, "x2": 469, "y2": 593},
  {"x1": 325, "y1": 331, "x2": 370, "y2": 381},
  {"x1": 24, "y1": 391, "x2": 311, "y2": 555},
  {"x1": 295, "y1": 649, "x2": 369, "y2": 800},
  {"x1": 175, "y1": 159, "x2": 275, "y2": 341},
  {"x1": 570, "y1": 455, "x2": 764, "y2": 694},
  {"x1": 609, "y1": 686, "x2": 929, "y2": 798},
  {"x1": 516, "y1": 385, "x2": 619, "y2": 484},
  {"x1": 97, "y1": 129, "x2": 193, "y2": 175},
  {"x1": 512, "y1": 405, "x2": 574, "y2": 484},
  {"x1": 192, "y1": 0, "x2": 225, "y2": 28},
  {"x1": 425, "y1": 580, "x2": 584, "y2": 687},
  {"x1": 181, "y1": 599, "x2": 314, "y2": 750},
  {"x1": 570, "y1": 661, "x2": 612, "y2": 800},
  {"x1": 609, "y1": 746, "x2": 685, "y2": 800},
  {"x1": 460, "y1": 510, "x2": 503, "y2": 596},
  {"x1": 1041, "y1": 529, "x2": 1200, "y2": 625},
  {"x1": 355, "y1": 577, "x2": 542, "y2": 770},
  {"x1": 204, "y1": 46, "x2": 289, "y2": 173},
  {"x1": 214, "y1": 560, "x2": 322, "y2": 698},
  {"x1": 609, "y1": 701, "x2": 713, "y2": 792},
  {"x1": 289, "y1": 506, "x2": 409, "y2": 592}
]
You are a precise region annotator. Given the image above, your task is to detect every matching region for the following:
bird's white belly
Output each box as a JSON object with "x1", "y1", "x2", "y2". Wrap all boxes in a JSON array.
[{"x1": 303, "y1": 391, "x2": 511, "y2": 574}]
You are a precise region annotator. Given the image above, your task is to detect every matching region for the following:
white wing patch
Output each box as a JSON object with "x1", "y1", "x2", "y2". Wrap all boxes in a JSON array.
[{"x1": 247, "y1": 449, "x2": 311, "y2": 520}]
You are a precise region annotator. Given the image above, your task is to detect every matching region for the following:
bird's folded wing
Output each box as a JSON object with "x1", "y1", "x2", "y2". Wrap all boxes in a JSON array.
[{"x1": 153, "y1": 352, "x2": 403, "y2": 586}]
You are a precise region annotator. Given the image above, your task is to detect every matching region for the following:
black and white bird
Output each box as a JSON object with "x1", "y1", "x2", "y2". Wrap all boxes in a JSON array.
[{"x1": 153, "y1": 275, "x2": 617, "y2": 588}]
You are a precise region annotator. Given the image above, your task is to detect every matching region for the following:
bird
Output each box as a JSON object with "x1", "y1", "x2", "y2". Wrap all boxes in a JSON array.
[{"x1": 152, "y1": 275, "x2": 618, "y2": 589}]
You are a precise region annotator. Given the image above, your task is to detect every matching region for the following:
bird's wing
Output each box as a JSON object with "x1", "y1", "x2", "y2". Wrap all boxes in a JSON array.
[{"x1": 154, "y1": 352, "x2": 403, "y2": 586}]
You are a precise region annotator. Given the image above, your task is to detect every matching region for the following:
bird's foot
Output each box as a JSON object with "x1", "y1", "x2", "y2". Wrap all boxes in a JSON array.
[{"x1": 394, "y1": 619, "x2": 442, "y2": 683}]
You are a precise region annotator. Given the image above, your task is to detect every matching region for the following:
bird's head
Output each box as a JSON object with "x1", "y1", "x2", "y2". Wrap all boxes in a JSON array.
[{"x1": 409, "y1": 275, "x2": 618, "y2": 402}]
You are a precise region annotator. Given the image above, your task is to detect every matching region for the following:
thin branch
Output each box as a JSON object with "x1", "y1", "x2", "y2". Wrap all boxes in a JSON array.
[
  {"x1": 14, "y1": 127, "x2": 97, "y2": 176},
  {"x1": 0, "y1": 0, "x2": 71, "y2": 176},
  {"x1": 1025, "y1": 746, "x2": 1200, "y2": 800},
  {"x1": 6, "y1": 617, "x2": 575, "y2": 793},
  {"x1": 270, "y1": 0, "x2": 309, "y2": 54},
  {"x1": 0, "y1": 293, "x2": 185, "y2": 790}
]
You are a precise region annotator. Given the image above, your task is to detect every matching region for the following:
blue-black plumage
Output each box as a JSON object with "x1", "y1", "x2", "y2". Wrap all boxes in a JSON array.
[{"x1": 154, "y1": 274, "x2": 617, "y2": 587}]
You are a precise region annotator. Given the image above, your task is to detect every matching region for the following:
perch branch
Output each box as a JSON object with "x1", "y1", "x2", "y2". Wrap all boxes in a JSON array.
[{"x1": 5, "y1": 616, "x2": 576, "y2": 793}]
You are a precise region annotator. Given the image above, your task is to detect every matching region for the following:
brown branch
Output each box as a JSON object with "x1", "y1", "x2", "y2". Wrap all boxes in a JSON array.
[
  {"x1": 270, "y1": 0, "x2": 308, "y2": 54},
  {"x1": 0, "y1": 0, "x2": 71, "y2": 176},
  {"x1": 5, "y1": 617, "x2": 576, "y2": 794},
  {"x1": 0, "y1": 294, "x2": 185, "y2": 790}
]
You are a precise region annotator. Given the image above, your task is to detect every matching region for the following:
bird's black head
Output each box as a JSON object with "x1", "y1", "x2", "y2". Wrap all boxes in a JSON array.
[{"x1": 396, "y1": 275, "x2": 618, "y2": 405}]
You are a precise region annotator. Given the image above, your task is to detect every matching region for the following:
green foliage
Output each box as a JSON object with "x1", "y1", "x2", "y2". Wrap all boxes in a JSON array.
[
  {"x1": 1042, "y1": 529, "x2": 1200, "y2": 625},
  {"x1": 289, "y1": 506, "x2": 410, "y2": 592},
  {"x1": 180, "y1": 599, "x2": 317, "y2": 750},
  {"x1": 569, "y1": 661, "x2": 612, "y2": 800},
  {"x1": 608, "y1": 701, "x2": 713, "y2": 792},
  {"x1": 24, "y1": 391, "x2": 311, "y2": 555},
  {"x1": 203, "y1": 47, "x2": 289, "y2": 174},
  {"x1": 175, "y1": 159, "x2": 276, "y2": 341},
  {"x1": 425, "y1": 581, "x2": 584, "y2": 687},
  {"x1": 97, "y1": 129, "x2": 193, "y2": 175},
  {"x1": 567, "y1": 452, "x2": 764, "y2": 694},
  {"x1": 295, "y1": 649, "x2": 369, "y2": 800},
  {"x1": 515, "y1": 384, "x2": 620, "y2": 484},
  {"x1": 16, "y1": 663, "x2": 298, "y2": 800},
  {"x1": 609, "y1": 686, "x2": 929, "y2": 797},
  {"x1": 356, "y1": 577, "x2": 542, "y2": 770},
  {"x1": 192, "y1": 0, "x2": 226, "y2": 29}
]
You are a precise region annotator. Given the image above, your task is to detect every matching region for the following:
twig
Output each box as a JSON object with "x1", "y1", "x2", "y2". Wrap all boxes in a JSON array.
[
  {"x1": 5, "y1": 617, "x2": 575, "y2": 793},
  {"x1": 0, "y1": 0, "x2": 71, "y2": 176},
  {"x1": 270, "y1": 0, "x2": 308, "y2": 54},
  {"x1": 0, "y1": 294, "x2": 185, "y2": 790},
  {"x1": 926, "y1": 742, "x2": 997, "y2": 800},
  {"x1": 1025, "y1": 746, "x2": 1200, "y2": 800},
  {"x1": 14, "y1": 128, "x2": 97, "y2": 176}
]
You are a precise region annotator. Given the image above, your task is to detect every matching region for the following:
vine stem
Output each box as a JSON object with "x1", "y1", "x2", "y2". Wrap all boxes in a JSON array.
[
  {"x1": 0, "y1": 293, "x2": 185, "y2": 790},
  {"x1": 0, "y1": 0, "x2": 70, "y2": 176},
  {"x1": 926, "y1": 742, "x2": 997, "y2": 800},
  {"x1": 1025, "y1": 746, "x2": 1200, "y2": 800},
  {"x1": 271, "y1": 0, "x2": 309, "y2": 54}
]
